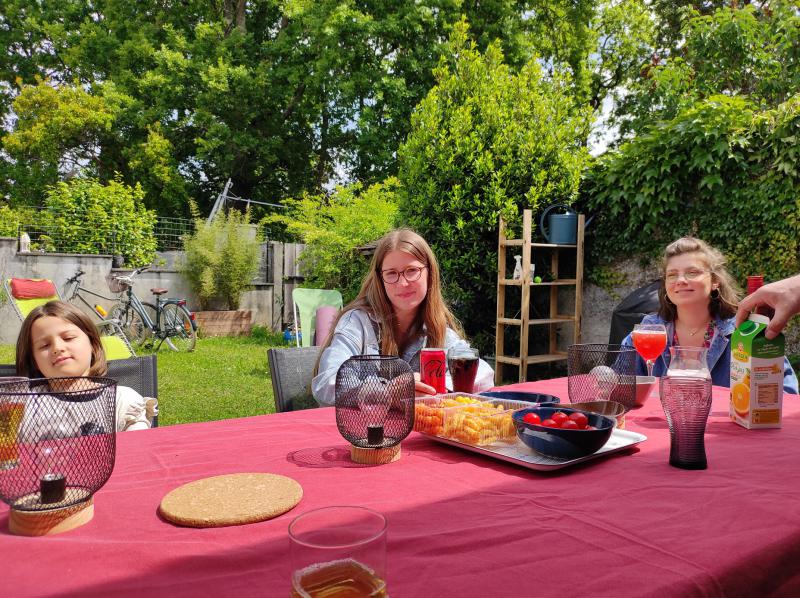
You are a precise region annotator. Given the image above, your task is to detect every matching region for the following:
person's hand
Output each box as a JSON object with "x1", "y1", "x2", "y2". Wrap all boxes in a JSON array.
[
  {"x1": 735, "y1": 274, "x2": 800, "y2": 339},
  {"x1": 413, "y1": 372, "x2": 436, "y2": 397}
]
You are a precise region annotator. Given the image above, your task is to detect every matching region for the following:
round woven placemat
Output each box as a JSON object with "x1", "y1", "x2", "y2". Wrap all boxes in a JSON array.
[{"x1": 159, "y1": 473, "x2": 303, "y2": 528}]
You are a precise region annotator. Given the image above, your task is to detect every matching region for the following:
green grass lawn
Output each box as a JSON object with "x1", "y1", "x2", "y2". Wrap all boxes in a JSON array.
[{"x1": 0, "y1": 330, "x2": 288, "y2": 426}]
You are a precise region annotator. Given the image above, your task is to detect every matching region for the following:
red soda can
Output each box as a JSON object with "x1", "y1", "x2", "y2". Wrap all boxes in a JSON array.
[{"x1": 420, "y1": 348, "x2": 447, "y2": 394}]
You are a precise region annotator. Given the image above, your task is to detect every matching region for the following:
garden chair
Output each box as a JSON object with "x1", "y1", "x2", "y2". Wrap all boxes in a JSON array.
[
  {"x1": 106, "y1": 355, "x2": 159, "y2": 427},
  {"x1": 0, "y1": 356, "x2": 159, "y2": 428},
  {"x1": 4, "y1": 276, "x2": 136, "y2": 359},
  {"x1": 267, "y1": 347, "x2": 323, "y2": 412},
  {"x1": 291, "y1": 288, "x2": 343, "y2": 348}
]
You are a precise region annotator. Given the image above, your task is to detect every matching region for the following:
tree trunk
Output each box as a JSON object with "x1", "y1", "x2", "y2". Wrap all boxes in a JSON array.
[
  {"x1": 315, "y1": 107, "x2": 330, "y2": 191},
  {"x1": 223, "y1": 0, "x2": 247, "y2": 34}
]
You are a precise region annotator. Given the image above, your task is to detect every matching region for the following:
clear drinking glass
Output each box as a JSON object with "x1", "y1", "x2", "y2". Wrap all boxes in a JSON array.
[
  {"x1": 447, "y1": 347, "x2": 479, "y2": 393},
  {"x1": 0, "y1": 378, "x2": 28, "y2": 470},
  {"x1": 632, "y1": 323, "x2": 667, "y2": 377},
  {"x1": 660, "y1": 346, "x2": 713, "y2": 470},
  {"x1": 289, "y1": 506, "x2": 387, "y2": 598}
]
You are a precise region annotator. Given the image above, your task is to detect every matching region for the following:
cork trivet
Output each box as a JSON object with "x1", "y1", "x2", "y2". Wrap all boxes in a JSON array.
[{"x1": 159, "y1": 473, "x2": 303, "y2": 528}]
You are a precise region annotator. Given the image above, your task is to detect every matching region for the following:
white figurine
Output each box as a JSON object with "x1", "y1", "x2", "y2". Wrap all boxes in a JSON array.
[
  {"x1": 19, "y1": 231, "x2": 31, "y2": 253},
  {"x1": 513, "y1": 255, "x2": 522, "y2": 280}
]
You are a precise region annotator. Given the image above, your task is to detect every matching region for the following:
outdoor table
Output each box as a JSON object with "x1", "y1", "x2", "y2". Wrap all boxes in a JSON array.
[{"x1": 2, "y1": 378, "x2": 800, "y2": 597}]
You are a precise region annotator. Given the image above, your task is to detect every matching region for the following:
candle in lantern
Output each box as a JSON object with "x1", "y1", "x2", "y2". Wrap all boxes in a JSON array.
[{"x1": 40, "y1": 473, "x2": 66, "y2": 504}]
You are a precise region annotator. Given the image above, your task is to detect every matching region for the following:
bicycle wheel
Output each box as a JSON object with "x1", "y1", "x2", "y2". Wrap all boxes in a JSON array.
[
  {"x1": 161, "y1": 303, "x2": 197, "y2": 352},
  {"x1": 114, "y1": 302, "x2": 156, "y2": 348}
]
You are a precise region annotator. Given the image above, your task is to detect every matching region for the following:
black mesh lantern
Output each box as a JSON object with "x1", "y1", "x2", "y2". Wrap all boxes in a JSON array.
[
  {"x1": 567, "y1": 344, "x2": 637, "y2": 410},
  {"x1": 335, "y1": 356, "x2": 415, "y2": 464},
  {"x1": 0, "y1": 377, "x2": 117, "y2": 536}
]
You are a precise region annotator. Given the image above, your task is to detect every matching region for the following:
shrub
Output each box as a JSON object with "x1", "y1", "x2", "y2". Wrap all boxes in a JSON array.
[
  {"x1": 586, "y1": 94, "x2": 800, "y2": 283},
  {"x1": 39, "y1": 177, "x2": 158, "y2": 267},
  {"x1": 264, "y1": 178, "x2": 399, "y2": 302},
  {"x1": 0, "y1": 205, "x2": 21, "y2": 237},
  {"x1": 397, "y1": 22, "x2": 592, "y2": 349},
  {"x1": 182, "y1": 206, "x2": 262, "y2": 310}
]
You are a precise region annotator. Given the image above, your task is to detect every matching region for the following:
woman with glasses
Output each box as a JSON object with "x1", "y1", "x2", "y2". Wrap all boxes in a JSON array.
[
  {"x1": 622, "y1": 237, "x2": 797, "y2": 392},
  {"x1": 312, "y1": 228, "x2": 494, "y2": 406}
]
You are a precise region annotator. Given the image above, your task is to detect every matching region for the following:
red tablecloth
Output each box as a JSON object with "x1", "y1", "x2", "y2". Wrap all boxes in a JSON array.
[{"x1": 2, "y1": 379, "x2": 800, "y2": 597}]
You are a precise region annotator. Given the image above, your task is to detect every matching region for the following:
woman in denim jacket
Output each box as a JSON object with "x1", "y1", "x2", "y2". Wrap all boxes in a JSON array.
[
  {"x1": 622, "y1": 237, "x2": 797, "y2": 394},
  {"x1": 312, "y1": 229, "x2": 494, "y2": 406}
]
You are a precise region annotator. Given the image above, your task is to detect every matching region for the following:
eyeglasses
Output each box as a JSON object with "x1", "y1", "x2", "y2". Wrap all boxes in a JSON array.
[
  {"x1": 665, "y1": 269, "x2": 709, "y2": 284},
  {"x1": 380, "y1": 266, "x2": 427, "y2": 284}
]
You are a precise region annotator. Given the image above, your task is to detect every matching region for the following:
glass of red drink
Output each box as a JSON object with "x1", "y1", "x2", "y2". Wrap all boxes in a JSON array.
[
  {"x1": 631, "y1": 323, "x2": 667, "y2": 377},
  {"x1": 447, "y1": 347, "x2": 480, "y2": 393}
]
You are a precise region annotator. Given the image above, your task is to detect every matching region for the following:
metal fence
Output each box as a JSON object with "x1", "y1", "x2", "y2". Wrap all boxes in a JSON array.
[
  {"x1": 16, "y1": 223, "x2": 119, "y2": 255},
  {"x1": 152, "y1": 217, "x2": 194, "y2": 251},
  {"x1": 15, "y1": 217, "x2": 277, "y2": 284},
  {"x1": 16, "y1": 216, "x2": 195, "y2": 254}
]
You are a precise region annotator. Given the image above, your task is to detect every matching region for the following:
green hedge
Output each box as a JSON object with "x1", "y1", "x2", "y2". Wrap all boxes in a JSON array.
[{"x1": 586, "y1": 94, "x2": 800, "y2": 283}]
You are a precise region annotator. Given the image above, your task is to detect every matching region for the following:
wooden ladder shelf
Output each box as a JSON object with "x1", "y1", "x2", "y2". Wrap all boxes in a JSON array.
[{"x1": 494, "y1": 209, "x2": 584, "y2": 384}]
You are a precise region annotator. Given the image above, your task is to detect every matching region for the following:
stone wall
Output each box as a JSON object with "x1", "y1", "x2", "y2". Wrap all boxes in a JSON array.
[{"x1": 0, "y1": 238, "x2": 289, "y2": 344}]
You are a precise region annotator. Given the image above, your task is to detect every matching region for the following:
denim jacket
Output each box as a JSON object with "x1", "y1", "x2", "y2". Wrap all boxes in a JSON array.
[
  {"x1": 312, "y1": 309, "x2": 495, "y2": 406},
  {"x1": 621, "y1": 314, "x2": 798, "y2": 394}
]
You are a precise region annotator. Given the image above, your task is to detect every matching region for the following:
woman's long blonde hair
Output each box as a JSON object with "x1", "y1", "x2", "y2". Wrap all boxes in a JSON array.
[
  {"x1": 657, "y1": 236, "x2": 741, "y2": 321},
  {"x1": 316, "y1": 228, "x2": 463, "y2": 366}
]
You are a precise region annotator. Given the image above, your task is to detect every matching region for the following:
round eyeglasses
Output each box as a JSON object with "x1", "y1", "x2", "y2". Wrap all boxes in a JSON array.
[
  {"x1": 665, "y1": 269, "x2": 709, "y2": 284},
  {"x1": 380, "y1": 266, "x2": 427, "y2": 284}
]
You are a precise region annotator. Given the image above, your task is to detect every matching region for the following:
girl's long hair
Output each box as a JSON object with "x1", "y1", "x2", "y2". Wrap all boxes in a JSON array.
[
  {"x1": 16, "y1": 300, "x2": 108, "y2": 378},
  {"x1": 657, "y1": 236, "x2": 741, "y2": 321},
  {"x1": 315, "y1": 228, "x2": 463, "y2": 371}
]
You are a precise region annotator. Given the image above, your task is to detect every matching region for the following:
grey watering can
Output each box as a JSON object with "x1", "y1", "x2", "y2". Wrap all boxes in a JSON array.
[{"x1": 539, "y1": 204, "x2": 594, "y2": 244}]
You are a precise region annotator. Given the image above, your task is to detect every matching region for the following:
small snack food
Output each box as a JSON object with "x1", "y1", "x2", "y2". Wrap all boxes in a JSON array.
[{"x1": 414, "y1": 394, "x2": 526, "y2": 446}]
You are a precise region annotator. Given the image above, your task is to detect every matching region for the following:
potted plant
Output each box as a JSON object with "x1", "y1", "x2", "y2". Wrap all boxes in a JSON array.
[{"x1": 181, "y1": 203, "x2": 262, "y2": 336}]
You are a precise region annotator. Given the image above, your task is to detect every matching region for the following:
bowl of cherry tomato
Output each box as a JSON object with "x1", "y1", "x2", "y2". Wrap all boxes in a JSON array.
[{"x1": 512, "y1": 406, "x2": 615, "y2": 459}]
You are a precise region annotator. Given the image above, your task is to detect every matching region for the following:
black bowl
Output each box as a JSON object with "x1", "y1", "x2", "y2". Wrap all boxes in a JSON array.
[
  {"x1": 479, "y1": 391, "x2": 561, "y2": 405},
  {"x1": 512, "y1": 406, "x2": 615, "y2": 459}
]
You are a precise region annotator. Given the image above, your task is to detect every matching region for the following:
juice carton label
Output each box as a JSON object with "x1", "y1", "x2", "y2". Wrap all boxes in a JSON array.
[{"x1": 730, "y1": 314, "x2": 784, "y2": 429}]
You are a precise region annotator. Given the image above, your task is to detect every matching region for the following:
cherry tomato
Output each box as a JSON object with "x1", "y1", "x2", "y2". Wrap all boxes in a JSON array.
[
  {"x1": 541, "y1": 418, "x2": 557, "y2": 428},
  {"x1": 561, "y1": 420, "x2": 579, "y2": 430},
  {"x1": 568, "y1": 412, "x2": 589, "y2": 429},
  {"x1": 584, "y1": 425, "x2": 595, "y2": 431},
  {"x1": 523, "y1": 412, "x2": 541, "y2": 425},
  {"x1": 551, "y1": 412, "x2": 569, "y2": 426}
]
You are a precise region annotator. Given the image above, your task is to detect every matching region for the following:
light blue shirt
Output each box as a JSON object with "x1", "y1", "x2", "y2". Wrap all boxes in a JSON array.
[{"x1": 312, "y1": 309, "x2": 495, "y2": 406}]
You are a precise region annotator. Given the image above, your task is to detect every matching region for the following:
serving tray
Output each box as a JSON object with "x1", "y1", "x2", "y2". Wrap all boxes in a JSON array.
[{"x1": 418, "y1": 428, "x2": 647, "y2": 471}]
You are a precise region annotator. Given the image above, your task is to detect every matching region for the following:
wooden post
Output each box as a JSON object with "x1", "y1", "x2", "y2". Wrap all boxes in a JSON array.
[
  {"x1": 495, "y1": 217, "x2": 507, "y2": 386},
  {"x1": 520, "y1": 210, "x2": 532, "y2": 382},
  {"x1": 574, "y1": 214, "x2": 585, "y2": 344}
]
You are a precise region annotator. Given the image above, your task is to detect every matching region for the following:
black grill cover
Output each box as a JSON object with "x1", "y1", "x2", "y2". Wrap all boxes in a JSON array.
[{"x1": 608, "y1": 280, "x2": 661, "y2": 345}]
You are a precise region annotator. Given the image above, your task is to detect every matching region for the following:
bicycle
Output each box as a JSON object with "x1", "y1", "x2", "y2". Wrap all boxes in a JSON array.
[{"x1": 64, "y1": 267, "x2": 197, "y2": 352}]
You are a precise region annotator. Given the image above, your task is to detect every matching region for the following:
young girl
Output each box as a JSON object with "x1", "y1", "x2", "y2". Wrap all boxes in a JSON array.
[
  {"x1": 312, "y1": 228, "x2": 494, "y2": 406},
  {"x1": 622, "y1": 237, "x2": 797, "y2": 393},
  {"x1": 15, "y1": 301, "x2": 152, "y2": 432}
]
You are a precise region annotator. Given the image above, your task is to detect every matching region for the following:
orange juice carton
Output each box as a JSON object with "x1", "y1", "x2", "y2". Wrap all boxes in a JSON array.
[{"x1": 729, "y1": 314, "x2": 784, "y2": 429}]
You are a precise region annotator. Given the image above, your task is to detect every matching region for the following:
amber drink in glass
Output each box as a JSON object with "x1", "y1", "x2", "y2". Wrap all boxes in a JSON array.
[{"x1": 289, "y1": 506, "x2": 387, "y2": 598}]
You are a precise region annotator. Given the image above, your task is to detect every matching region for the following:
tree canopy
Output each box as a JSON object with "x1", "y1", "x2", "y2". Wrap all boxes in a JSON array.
[{"x1": 1, "y1": 0, "x2": 607, "y2": 214}]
